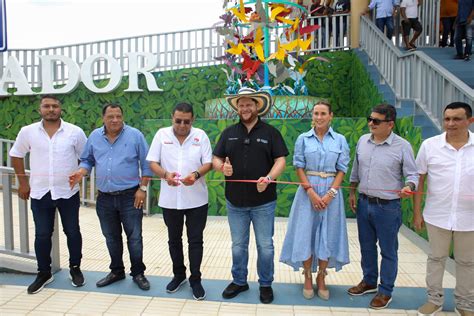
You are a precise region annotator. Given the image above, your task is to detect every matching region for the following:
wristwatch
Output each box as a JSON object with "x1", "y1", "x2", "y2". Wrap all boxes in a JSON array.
[
  {"x1": 139, "y1": 185, "x2": 147, "y2": 192},
  {"x1": 405, "y1": 182, "x2": 415, "y2": 191}
]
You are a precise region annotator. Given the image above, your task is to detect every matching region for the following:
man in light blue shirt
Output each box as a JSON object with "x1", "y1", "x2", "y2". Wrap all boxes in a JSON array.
[
  {"x1": 70, "y1": 103, "x2": 152, "y2": 291},
  {"x1": 347, "y1": 104, "x2": 418, "y2": 310},
  {"x1": 366, "y1": 0, "x2": 400, "y2": 39}
]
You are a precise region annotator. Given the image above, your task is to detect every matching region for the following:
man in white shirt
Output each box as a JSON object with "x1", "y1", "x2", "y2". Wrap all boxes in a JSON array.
[
  {"x1": 146, "y1": 103, "x2": 212, "y2": 301},
  {"x1": 414, "y1": 102, "x2": 474, "y2": 316},
  {"x1": 400, "y1": 0, "x2": 422, "y2": 51},
  {"x1": 9, "y1": 95, "x2": 87, "y2": 294}
]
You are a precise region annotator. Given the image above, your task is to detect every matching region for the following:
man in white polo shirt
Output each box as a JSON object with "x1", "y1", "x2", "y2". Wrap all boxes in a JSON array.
[
  {"x1": 146, "y1": 102, "x2": 212, "y2": 301},
  {"x1": 414, "y1": 102, "x2": 474, "y2": 316},
  {"x1": 9, "y1": 95, "x2": 87, "y2": 294}
]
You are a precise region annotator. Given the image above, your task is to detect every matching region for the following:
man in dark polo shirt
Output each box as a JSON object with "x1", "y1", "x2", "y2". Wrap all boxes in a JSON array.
[{"x1": 212, "y1": 87, "x2": 288, "y2": 304}]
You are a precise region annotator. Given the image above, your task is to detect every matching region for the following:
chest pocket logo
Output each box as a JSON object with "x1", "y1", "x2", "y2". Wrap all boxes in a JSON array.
[{"x1": 256, "y1": 138, "x2": 268, "y2": 144}]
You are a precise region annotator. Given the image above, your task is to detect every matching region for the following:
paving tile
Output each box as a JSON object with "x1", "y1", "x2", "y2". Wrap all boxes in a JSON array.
[
  {"x1": 1, "y1": 202, "x2": 452, "y2": 316},
  {"x1": 180, "y1": 299, "x2": 221, "y2": 315},
  {"x1": 0, "y1": 309, "x2": 30, "y2": 316}
]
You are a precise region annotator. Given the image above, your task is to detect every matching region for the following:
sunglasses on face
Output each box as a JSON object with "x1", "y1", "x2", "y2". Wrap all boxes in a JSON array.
[
  {"x1": 367, "y1": 116, "x2": 391, "y2": 125},
  {"x1": 174, "y1": 119, "x2": 192, "y2": 125}
]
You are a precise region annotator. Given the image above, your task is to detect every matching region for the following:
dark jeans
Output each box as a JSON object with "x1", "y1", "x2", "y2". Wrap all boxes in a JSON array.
[
  {"x1": 454, "y1": 21, "x2": 474, "y2": 57},
  {"x1": 31, "y1": 192, "x2": 82, "y2": 272},
  {"x1": 376, "y1": 16, "x2": 394, "y2": 39},
  {"x1": 356, "y1": 195, "x2": 402, "y2": 296},
  {"x1": 441, "y1": 17, "x2": 456, "y2": 47},
  {"x1": 96, "y1": 189, "x2": 145, "y2": 277},
  {"x1": 162, "y1": 204, "x2": 208, "y2": 285}
]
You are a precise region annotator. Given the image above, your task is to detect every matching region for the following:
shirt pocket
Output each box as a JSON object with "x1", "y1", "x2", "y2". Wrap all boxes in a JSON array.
[
  {"x1": 304, "y1": 148, "x2": 320, "y2": 169},
  {"x1": 326, "y1": 145, "x2": 342, "y2": 165}
]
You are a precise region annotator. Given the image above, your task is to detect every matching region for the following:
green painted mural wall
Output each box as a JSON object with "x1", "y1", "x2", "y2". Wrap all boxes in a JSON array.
[{"x1": 0, "y1": 50, "x2": 425, "y2": 237}]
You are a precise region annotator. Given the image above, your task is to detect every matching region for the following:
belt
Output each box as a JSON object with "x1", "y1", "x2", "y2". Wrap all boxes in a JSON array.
[
  {"x1": 98, "y1": 186, "x2": 138, "y2": 196},
  {"x1": 306, "y1": 171, "x2": 336, "y2": 178},
  {"x1": 360, "y1": 193, "x2": 399, "y2": 205}
]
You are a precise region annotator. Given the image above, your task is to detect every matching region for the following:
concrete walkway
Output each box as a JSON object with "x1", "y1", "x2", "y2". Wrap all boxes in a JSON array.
[{"x1": 0, "y1": 200, "x2": 458, "y2": 315}]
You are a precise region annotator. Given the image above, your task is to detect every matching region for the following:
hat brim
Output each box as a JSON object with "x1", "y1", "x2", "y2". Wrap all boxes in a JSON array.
[{"x1": 225, "y1": 91, "x2": 272, "y2": 116}]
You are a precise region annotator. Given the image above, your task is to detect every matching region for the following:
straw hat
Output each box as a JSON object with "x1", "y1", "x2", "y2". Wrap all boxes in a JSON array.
[{"x1": 226, "y1": 87, "x2": 273, "y2": 116}]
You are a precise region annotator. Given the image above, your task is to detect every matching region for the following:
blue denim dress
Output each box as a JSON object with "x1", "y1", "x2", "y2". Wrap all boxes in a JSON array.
[{"x1": 280, "y1": 127, "x2": 350, "y2": 272}]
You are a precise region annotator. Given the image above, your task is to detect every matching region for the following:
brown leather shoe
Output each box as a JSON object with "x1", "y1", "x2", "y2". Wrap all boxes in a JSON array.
[
  {"x1": 370, "y1": 293, "x2": 392, "y2": 309},
  {"x1": 347, "y1": 280, "x2": 377, "y2": 296}
]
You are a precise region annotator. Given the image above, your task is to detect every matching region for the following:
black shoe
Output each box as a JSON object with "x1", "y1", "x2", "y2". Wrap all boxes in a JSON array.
[
  {"x1": 133, "y1": 273, "x2": 150, "y2": 291},
  {"x1": 259, "y1": 286, "x2": 274, "y2": 304},
  {"x1": 70, "y1": 266, "x2": 85, "y2": 287},
  {"x1": 27, "y1": 271, "x2": 54, "y2": 294},
  {"x1": 465, "y1": 54, "x2": 471, "y2": 61},
  {"x1": 166, "y1": 276, "x2": 187, "y2": 293},
  {"x1": 191, "y1": 281, "x2": 206, "y2": 301},
  {"x1": 96, "y1": 272, "x2": 125, "y2": 287},
  {"x1": 222, "y1": 282, "x2": 249, "y2": 299},
  {"x1": 454, "y1": 54, "x2": 465, "y2": 60}
]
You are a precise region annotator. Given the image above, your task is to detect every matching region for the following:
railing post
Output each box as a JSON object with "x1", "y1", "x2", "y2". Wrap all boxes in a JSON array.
[
  {"x1": 2, "y1": 172, "x2": 14, "y2": 251},
  {"x1": 18, "y1": 197, "x2": 30, "y2": 254}
]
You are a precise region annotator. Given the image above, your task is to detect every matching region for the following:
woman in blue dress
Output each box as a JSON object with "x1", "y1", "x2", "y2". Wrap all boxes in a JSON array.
[{"x1": 280, "y1": 101, "x2": 350, "y2": 300}]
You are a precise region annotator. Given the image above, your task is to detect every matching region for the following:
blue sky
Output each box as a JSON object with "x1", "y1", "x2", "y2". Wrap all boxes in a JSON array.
[{"x1": 7, "y1": 0, "x2": 223, "y2": 49}]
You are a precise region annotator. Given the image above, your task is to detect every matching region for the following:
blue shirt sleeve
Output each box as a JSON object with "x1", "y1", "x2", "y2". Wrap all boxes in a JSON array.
[
  {"x1": 336, "y1": 135, "x2": 350, "y2": 173},
  {"x1": 136, "y1": 131, "x2": 152, "y2": 177},
  {"x1": 368, "y1": 0, "x2": 376, "y2": 10},
  {"x1": 79, "y1": 133, "x2": 96, "y2": 172},
  {"x1": 293, "y1": 134, "x2": 306, "y2": 169},
  {"x1": 349, "y1": 139, "x2": 360, "y2": 183},
  {"x1": 401, "y1": 142, "x2": 419, "y2": 189}
]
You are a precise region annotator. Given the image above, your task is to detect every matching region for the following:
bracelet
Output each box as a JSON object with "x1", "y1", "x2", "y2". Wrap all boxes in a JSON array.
[
  {"x1": 304, "y1": 186, "x2": 312, "y2": 192},
  {"x1": 163, "y1": 171, "x2": 168, "y2": 179},
  {"x1": 327, "y1": 188, "x2": 338, "y2": 197},
  {"x1": 193, "y1": 170, "x2": 201, "y2": 179},
  {"x1": 266, "y1": 175, "x2": 272, "y2": 182}
]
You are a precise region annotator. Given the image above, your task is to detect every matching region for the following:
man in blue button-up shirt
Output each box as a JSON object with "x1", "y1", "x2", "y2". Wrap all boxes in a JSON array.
[
  {"x1": 70, "y1": 103, "x2": 152, "y2": 291},
  {"x1": 366, "y1": 0, "x2": 401, "y2": 39},
  {"x1": 347, "y1": 104, "x2": 418, "y2": 310}
]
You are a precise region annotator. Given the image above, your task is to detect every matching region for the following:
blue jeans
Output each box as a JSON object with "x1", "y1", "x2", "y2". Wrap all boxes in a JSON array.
[
  {"x1": 226, "y1": 200, "x2": 276, "y2": 287},
  {"x1": 454, "y1": 21, "x2": 474, "y2": 57},
  {"x1": 31, "y1": 192, "x2": 81, "y2": 272},
  {"x1": 356, "y1": 195, "x2": 402, "y2": 296},
  {"x1": 376, "y1": 17, "x2": 394, "y2": 39},
  {"x1": 96, "y1": 189, "x2": 145, "y2": 277}
]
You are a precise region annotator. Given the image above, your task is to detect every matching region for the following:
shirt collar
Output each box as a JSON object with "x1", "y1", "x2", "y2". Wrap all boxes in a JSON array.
[
  {"x1": 39, "y1": 119, "x2": 65, "y2": 132},
  {"x1": 440, "y1": 131, "x2": 474, "y2": 148},
  {"x1": 303, "y1": 126, "x2": 335, "y2": 139},
  {"x1": 101, "y1": 123, "x2": 127, "y2": 135},
  {"x1": 369, "y1": 131, "x2": 394, "y2": 145},
  {"x1": 238, "y1": 117, "x2": 262, "y2": 131}
]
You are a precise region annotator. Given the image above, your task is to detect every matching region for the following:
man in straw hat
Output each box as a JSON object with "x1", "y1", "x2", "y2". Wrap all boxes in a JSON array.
[{"x1": 212, "y1": 87, "x2": 289, "y2": 304}]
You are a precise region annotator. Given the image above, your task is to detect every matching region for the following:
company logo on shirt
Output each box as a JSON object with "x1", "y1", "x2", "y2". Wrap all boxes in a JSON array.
[
  {"x1": 228, "y1": 137, "x2": 239, "y2": 141},
  {"x1": 256, "y1": 138, "x2": 268, "y2": 144},
  {"x1": 164, "y1": 140, "x2": 173, "y2": 144},
  {"x1": 192, "y1": 137, "x2": 201, "y2": 146}
]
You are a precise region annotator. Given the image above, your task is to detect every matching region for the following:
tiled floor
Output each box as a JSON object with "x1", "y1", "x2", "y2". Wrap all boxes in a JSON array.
[{"x1": 0, "y1": 196, "x2": 458, "y2": 315}]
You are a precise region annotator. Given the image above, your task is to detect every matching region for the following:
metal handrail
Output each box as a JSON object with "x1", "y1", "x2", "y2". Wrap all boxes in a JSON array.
[
  {"x1": 359, "y1": 16, "x2": 474, "y2": 130},
  {"x1": 0, "y1": 166, "x2": 60, "y2": 271},
  {"x1": 0, "y1": 14, "x2": 351, "y2": 88}
]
